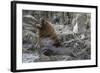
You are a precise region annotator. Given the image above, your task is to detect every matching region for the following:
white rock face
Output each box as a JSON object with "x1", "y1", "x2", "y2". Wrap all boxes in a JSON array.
[
  {"x1": 73, "y1": 22, "x2": 78, "y2": 34},
  {"x1": 22, "y1": 52, "x2": 39, "y2": 63}
]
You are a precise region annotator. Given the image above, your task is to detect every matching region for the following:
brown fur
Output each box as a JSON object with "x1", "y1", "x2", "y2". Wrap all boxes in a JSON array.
[{"x1": 37, "y1": 19, "x2": 61, "y2": 47}]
